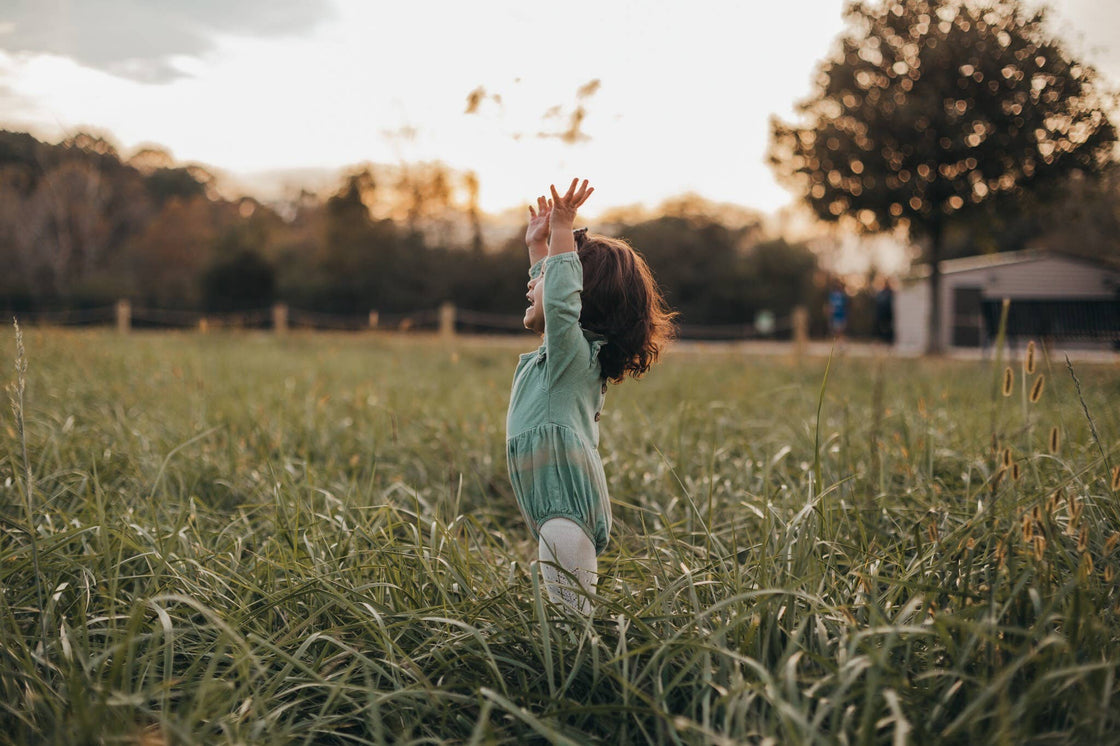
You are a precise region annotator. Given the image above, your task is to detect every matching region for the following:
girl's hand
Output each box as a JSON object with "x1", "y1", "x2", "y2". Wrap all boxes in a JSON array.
[
  {"x1": 545, "y1": 178, "x2": 593, "y2": 257},
  {"x1": 548, "y1": 178, "x2": 593, "y2": 230},
  {"x1": 526, "y1": 195, "x2": 552, "y2": 247}
]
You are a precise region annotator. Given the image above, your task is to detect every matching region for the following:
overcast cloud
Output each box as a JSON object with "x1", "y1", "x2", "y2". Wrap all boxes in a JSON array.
[{"x1": 0, "y1": 0, "x2": 334, "y2": 82}]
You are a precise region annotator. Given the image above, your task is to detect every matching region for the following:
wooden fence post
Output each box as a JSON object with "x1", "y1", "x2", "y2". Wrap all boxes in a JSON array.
[
  {"x1": 439, "y1": 302, "x2": 456, "y2": 339},
  {"x1": 272, "y1": 303, "x2": 288, "y2": 334},
  {"x1": 792, "y1": 306, "x2": 808, "y2": 359},
  {"x1": 116, "y1": 299, "x2": 131, "y2": 334}
]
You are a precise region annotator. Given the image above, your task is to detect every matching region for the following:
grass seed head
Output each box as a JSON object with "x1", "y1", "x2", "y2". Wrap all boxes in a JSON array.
[
  {"x1": 1002, "y1": 447, "x2": 1013, "y2": 468},
  {"x1": 1112, "y1": 466, "x2": 1120, "y2": 492},
  {"x1": 1080, "y1": 552, "x2": 1094, "y2": 578},
  {"x1": 134, "y1": 725, "x2": 168, "y2": 746},
  {"x1": 1105, "y1": 565, "x2": 1115, "y2": 583},
  {"x1": 1048, "y1": 426, "x2": 1060, "y2": 454},
  {"x1": 1032, "y1": 535, "x2": 1045, "y2": 561},
  {"x1": 1078, "y1": 526, "x2": 1089, "y2": 553},
  {"x1": 8, "y1": 318, "x2": 27, "y2": 418},
  {"x1": 1029, "y1": 374, "x2": 1044, "y2": 403},
  {"x1": 12, "y1": 318, "x2": 26, "y2": 379},
  {"x1": 1025, "y1": 340, "x2": 1036, "y2": 374},
  {"x1": 1105, "y1": 531, "x2": 1120, "y2": 555},
  {"x1": 1011, "y1": 462, "x2": 1021, "y2": 481},
  {"x1": 1069, "y1": 504, "x2": 1083, "y2": 533},
  {"x1": 1021, "y1": 514, "x2": 1033, "y2": 542},
  {"x1": 1002, "y1": 366, "x2": 1014, "y2": 396}
]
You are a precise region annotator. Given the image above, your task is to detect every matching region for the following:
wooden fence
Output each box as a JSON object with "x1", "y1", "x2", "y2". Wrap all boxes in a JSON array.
[{"x1": 16, "y1": 300, "x2": 809, "y2": 345}]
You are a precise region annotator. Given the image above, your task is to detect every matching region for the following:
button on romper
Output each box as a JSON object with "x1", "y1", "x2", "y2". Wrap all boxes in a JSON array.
[{"x1": 506, "y1": 253, "x2": 612, "y2": 554}]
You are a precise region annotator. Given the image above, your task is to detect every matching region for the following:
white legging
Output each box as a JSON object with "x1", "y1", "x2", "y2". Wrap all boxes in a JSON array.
[{"x1": 537, "y1": 517, "x2": 597, "y2": 615}]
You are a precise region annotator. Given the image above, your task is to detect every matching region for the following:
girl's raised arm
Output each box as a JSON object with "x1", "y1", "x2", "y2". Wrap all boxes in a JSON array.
[
  {"x1": 538, "y1": 178, "x2": 594, "y2": 380},
  {"x1": 526, "y1": 195, "x2": 552, "y2": 267}
]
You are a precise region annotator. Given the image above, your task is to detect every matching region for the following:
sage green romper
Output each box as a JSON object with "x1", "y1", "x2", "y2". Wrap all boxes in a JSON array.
[{"x1": 506, "y1": 252, "x2": 612, "y2": 555}]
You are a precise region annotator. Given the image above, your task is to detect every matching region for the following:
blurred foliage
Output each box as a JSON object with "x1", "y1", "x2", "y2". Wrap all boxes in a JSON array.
[
  {"x1": 770, "y1": 0, "x2": 1118, "y2": 349},
  {"x1": 622, "y1": 217, "x2": 821, "y2": 329},
  {"x1": 0, "y1": 130, "x2": 831, "y2": 332},
  {"x1": 201, "y1": 249, "x2": 276, "y2": 313},
  {"x1": 3, "y1": 93, "x2": 1114, "y2": 337},
  {"x1": 771, "y1": 0, "x2": 1117, "y2": 239}
]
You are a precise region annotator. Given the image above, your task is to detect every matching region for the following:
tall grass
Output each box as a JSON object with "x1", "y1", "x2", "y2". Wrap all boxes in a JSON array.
[{"x1": 1, "y1": 329, "x2": 1118, "y2": 744}]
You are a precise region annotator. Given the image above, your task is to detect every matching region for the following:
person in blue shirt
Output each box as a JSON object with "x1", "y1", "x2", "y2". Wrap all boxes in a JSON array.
[{"x1": 828, "y1": 281, "x2": 849, "y2": 340}]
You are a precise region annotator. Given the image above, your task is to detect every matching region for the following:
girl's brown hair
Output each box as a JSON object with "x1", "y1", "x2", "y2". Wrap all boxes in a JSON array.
[{"x1": 576, "y1": 231, "x2": 677, "y2": 383}]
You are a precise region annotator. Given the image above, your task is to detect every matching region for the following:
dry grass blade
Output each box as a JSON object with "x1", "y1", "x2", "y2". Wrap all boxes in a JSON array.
[
  {"x1": 7, "y1": 318, "x2": 49, "y2": 657},
  {"x1": 1065, "y1": 355, "x2": 1112, "y2": 486}
]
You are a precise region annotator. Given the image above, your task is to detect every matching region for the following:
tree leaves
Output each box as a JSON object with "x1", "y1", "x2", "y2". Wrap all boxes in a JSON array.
[{"x1": 770, "y1": 0, "x2": 1117, "y2": 240}]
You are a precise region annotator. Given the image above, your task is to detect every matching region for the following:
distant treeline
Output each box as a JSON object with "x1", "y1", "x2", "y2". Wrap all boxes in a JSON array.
[{"x1": 0, "y1": 130, "x2": 859, "y2": 335}]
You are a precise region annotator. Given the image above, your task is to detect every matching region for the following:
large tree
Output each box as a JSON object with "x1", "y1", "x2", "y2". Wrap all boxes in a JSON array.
[{"x1": 770, "y1": 0, "x2": 1116, "y2": 352}]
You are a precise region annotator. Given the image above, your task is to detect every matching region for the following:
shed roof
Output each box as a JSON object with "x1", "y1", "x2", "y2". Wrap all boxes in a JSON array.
[{"x1": 904, "y1": 249, "x2": 1120, "y2": 281}]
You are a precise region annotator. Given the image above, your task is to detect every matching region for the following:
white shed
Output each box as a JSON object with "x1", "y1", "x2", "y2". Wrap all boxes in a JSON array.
[{"x1": 895, "y1": 250, "x2": 1120, "y2": 353}]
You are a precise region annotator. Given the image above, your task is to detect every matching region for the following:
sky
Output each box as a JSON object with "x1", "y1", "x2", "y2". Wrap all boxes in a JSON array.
[{"x1": 1, "y1": 0, "x2": 1117, "y2": 218}]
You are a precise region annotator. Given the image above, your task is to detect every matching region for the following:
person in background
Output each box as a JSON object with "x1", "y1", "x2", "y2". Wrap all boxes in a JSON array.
[
  {"x1": 828, "y1": 280, "x2": 849, "y2": 341},
  {"x1": 874, "y1": 276, "x2": 895, "y2": 344}
]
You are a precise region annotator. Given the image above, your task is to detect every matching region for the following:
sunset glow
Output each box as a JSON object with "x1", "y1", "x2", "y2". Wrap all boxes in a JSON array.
[{"x1": 1, "y1": 0, "x2": 1115, "y2": 215}]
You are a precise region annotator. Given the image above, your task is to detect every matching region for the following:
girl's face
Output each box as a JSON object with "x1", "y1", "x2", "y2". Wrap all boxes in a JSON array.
[{"x1": 524, "y1": 273, "x2": 545, "y2": 335}]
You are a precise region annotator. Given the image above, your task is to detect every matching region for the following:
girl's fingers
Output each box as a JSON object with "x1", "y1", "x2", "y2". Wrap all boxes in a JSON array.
[
  {"x1": 549, "y1": 179, "x2": 592, "y2": 208},
  {"x1": 569, "y1": 181, "x2": 592, "y2": 208},
  {"x1": 530, "y1": 193, "x2": 558, "y2": 219},
  {"x1": 564, "y1": 177, "x2": 579, "y2": 200}
]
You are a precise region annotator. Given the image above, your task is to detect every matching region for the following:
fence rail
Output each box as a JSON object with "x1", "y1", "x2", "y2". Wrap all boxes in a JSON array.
[
  {"x1": 8, "y1": 300, "x2": 803, "y2": 342},
  {"x1": 9, "y1": 305, "x2": 118, "y2": 326}
]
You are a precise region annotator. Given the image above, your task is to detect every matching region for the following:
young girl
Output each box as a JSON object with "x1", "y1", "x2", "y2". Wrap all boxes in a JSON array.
[{"x1": 506, "y1": 178, "x2": 676, "y2": 614}]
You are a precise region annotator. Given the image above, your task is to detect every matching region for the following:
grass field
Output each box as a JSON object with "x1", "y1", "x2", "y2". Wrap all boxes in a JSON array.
[{"x1": 2, "y1": 328, "x2": 1119, "y2": 745}]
